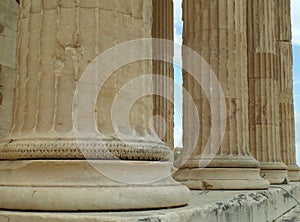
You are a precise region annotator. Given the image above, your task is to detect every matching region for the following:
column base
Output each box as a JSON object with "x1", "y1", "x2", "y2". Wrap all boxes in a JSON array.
[
  {"x1": 0, "y1": 160, "x2": 190, "y2": 211},
  {"x1": 260, "y1": 162, "x2": 289, "y2": 184},
  {"x1": 0, "y1": 138, "x2": 171, "y2": 161},
  {"x1": 173, "y1": 168, "x2": 269, "y2": 190},
  {"x1": 288, "y1": 165, "x2": 300, "y2": 182}
]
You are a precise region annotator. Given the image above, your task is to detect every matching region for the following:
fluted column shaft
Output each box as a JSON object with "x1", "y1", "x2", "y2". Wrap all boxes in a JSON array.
[
  {"x1": 174, "y1": 0, "x2": 269, "y2": 190},
  {"x1": 0, "y1": 0, "x2": 190, "y2": 211},
  {"x1": 275, "y1": 0, "x2": 300, "y2": 181},
  {"x1": 1, "y1": 0, "x2": 169, "y2": 160},
  {"x1": 247, "y1": 0, "x2": 289, "y2": 184},
  {"x1": 152, "y1": 0, "x2": 174, "y2": 149},
  {"x1": 0, "y1": 0, "x2": 18, "y2": 139}
]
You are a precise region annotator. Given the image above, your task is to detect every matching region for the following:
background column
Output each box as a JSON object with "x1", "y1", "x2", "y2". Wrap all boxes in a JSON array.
[
  {"x1": 247, "y1": 0, "x2": 289, "y2": 184},
  {"x1": 174, "y1": 0, "x2": 269, "y2": 190},
  {"x1": 152, "y1": 0, "x2": 174, "y2": 149},
  {"x1": 276, "y1": 0, "x2": 300, "y2": 181}
]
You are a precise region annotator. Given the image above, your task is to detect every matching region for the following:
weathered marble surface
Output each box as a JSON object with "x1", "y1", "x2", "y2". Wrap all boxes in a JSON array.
[
  {"x1": 0, "y1": 0, "x2": 190, "y2": 211},
  {"x1": 0, "y1": 66, "x2": 17, "y2": 139},
  {"x1": 174, "y1": 0, "x2": 269, "y2": 190},
  {"x1": 152, "y1": 0, "x2": 174, "y2": 149},
  {"x1": 0, "y1": 0, "x2": 18, "y2": 68},
  {"x1": 247, "y1": 0, "x2": 289, "y2": 184},
  {"x1": 0, "y1": 0, "x2": 18, "y2": 139},
  {"x1": 0, "y1": 183, "x2": 299, "y2": 222},
  {"x1": 0, "y1": 0, "x2": 299, "y2": 217},
  {"x1": 276, "y1": 205, "x2": 300, "y2": 222},
  {"x1": 276, "y1": 0, "x2": 300, "y2": 182}
]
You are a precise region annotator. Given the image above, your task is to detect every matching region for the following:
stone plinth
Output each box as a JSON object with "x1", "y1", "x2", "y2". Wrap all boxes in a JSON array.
[
  {"x1": 173, "y1": 0, "x2": 269, "y2": 190},
  {"x1": 0, "y1": 0, "x2": 190, "y2": 211},
  {"x1": 247, "y1": 0, "x2": 289, "y2": 184},
  {"x1": 0, "y1": 160, "x2": 189, "y2": 211},
  {"x1": 0, "y1": 182, "x2": 299, "y2": 221}
]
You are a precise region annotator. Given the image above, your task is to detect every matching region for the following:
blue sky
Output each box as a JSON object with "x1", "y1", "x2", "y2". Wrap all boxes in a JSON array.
[
  {"x1": 294, "y1": 45, "x2": 300, "y2": 165},
  {"x1": 292, "y1": 0, "x2": 300, "y2": 165},
  {"x1": 173, "y1": 0, "x2": 300, "y2": 165},
  {"x1": 173, "y1": 0, "x2": 183, "y2": 148}
]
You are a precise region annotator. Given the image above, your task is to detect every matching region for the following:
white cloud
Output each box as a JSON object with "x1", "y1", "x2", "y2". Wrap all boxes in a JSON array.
[
  {"x1": 174, "y1": 129, "x2": 183, "y2": 148},
  {"x1": 174, "y1": 87, "x2": 183, "y2": 148},
  {"x1": 173, "y1": 0, "x2": 183, "y2": 43},
  {"x1": 291, "y1": 0, "x2": 300, "y2": 45},
  {"x1": 173, "y1": 0, "x2": 183, "y2": 147}
]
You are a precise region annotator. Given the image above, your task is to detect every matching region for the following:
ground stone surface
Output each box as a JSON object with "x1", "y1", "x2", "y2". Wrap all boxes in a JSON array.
[{"x1": 276, "y1": 206, "x2": 300, "y2": 222}]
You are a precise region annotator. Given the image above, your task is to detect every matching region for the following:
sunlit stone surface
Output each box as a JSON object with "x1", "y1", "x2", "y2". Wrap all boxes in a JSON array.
[{"x1": 0, "y1": 0, "x2": 299, "y2": 220}]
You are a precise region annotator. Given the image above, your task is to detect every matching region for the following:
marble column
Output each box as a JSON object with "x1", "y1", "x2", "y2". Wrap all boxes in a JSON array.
[
  {"x1": 173, "y1": 0, "x2": 269, "y2": 190},
  {"x1": 276, "y1": 0, "x2": 300, "y2": 181},
  {"x1": 152, "y1": 0, "x2": 174, "y2": 149},
  {"x1": 247, "y1": 0, "x2": 289, "y2": 184},
  {"x1": 0, "y1": 66, "x2": 17, "y2": 139},
  {"x1": 0, "y1": 0, "x2": 190, "y2": 211},
  {"x1": 0, "y1": 0, "x2": 18, "y2": 139}
]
